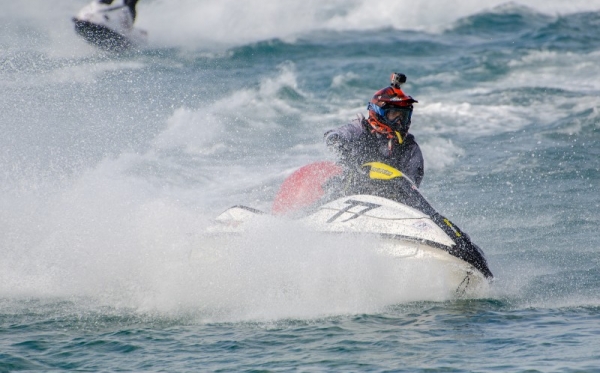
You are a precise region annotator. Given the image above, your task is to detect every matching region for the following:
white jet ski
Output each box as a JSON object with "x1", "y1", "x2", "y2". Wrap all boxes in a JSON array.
[
  {"x1": 72, "y1": 0, "x2": 147, "y2": 52},
  {"x1": 202, "y1": 161, "x2": 493, "y2": 297}
]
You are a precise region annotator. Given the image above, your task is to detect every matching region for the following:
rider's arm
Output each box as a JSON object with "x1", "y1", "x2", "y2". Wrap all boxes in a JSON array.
[
  {"x1": 324, "y1": 120, "x2": 365, "y2": 167},
  {"x1": 324, "y1": 119, "x2": 364, "y2": 149}
]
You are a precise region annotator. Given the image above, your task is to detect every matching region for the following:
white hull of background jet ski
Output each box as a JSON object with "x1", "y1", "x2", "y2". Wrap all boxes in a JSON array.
[
  {"x1": 72, "y1": 0, "x2": 147, "y2": 52},
  {"x1": 199, "y1": 161, "x2": 494, "y2": 298}
]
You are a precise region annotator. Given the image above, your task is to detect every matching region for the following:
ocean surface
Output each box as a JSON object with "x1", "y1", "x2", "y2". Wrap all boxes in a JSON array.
[{"x1": 2, "y1": 0, "x2": 600, "y2": 371}]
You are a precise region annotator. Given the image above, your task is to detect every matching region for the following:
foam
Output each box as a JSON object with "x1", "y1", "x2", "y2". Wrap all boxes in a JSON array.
[
  {"x1": 133, "y1": 218, "x2": 481, "y2": 320},
  {"x1": 0, "y1": 170, "x2": 486, "y2": 321},
  {"x1": 152, "y1": 62, "x2": 306, "y2": 153},
  {"x1": 420, "y1": 137, "x2": 465, "y2": 171},
  {"x1": 507, "y1": 50, "x2": 600, "y2": 92},
  {"x1": 47, "y1": 61, "x2": 145, "y2": 84},
  {"x1": 134, "y1": 0, "x2": 600, "y2": 48},
  {"x1": 417, "y1": 101, "x2": 530, "y2": 137}
]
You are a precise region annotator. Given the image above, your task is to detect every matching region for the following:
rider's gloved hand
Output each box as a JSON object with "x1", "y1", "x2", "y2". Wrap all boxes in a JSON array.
[
  {"x1": 325, "y1": 133, "x2": 342, "y2": 150},
  {"x1": 325, "y1": 133, "x2": 352, "y2": 166}
]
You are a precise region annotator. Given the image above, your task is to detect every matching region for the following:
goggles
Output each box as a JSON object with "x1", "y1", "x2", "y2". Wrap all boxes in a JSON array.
[
  {"x1": 385, "y1": 107, "x2": 412, "y2": 127},
  {"x1": 368, "y1": 103, "x2": 412, "y2": 129}
]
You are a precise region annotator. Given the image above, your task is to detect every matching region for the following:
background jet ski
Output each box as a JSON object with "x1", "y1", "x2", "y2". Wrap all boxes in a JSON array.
[
  {"x1": 72, "y1": 0, "x2": 147, "y2": 52},
  {"x1": 201, "y1": 161, "x2": 493, "y2": 297}
]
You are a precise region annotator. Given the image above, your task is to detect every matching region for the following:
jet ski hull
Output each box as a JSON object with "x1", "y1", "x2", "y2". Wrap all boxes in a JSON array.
[
  {"x1": 73, "y1": 19, "x2": 134, "y2": 52},
  {"x1": 201, "y1": 194, "x2": 492, "y2": 297},
  {"x1": 374, "y1": 236, "x2": 488, "y2": 297}
]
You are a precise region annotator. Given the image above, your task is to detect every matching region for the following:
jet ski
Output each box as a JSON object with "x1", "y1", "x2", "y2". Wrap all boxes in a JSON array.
[
  {"x1": 201, "y1": 161, "x2": 493, "y2": 297},
  {"x1": 72, "y1": 0, "x2": 147, "y2": 52}
]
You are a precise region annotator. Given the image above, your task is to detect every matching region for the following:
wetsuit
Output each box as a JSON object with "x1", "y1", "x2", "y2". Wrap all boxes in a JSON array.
[
  {"x1": 324, "y1": 115, "x2": 424, "y2": 189},
  {"x1": 98, "y1": 0, "x2": 138, "y2": 21},
  {"x1": 124, "y1": 0, "x2": 138, "y2": 21}
]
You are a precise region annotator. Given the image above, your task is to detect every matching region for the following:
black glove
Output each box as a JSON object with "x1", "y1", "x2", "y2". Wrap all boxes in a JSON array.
[
  {"x1": 325, "y1": 133, "x2": 343, "y2": 150},
  {"x1": 324, "y1": 133, "x2": 347, "y2": 163}
]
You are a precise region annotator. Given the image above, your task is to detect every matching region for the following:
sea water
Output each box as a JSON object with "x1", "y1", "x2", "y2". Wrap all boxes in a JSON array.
[{"x1": 1, "y1": 0, "x2": 599, "y2": 371}]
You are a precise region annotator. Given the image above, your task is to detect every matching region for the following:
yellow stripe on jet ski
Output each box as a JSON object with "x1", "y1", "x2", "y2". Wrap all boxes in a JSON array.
[
  {"x1": 362, "y1": 162, "x2": 403, "y2": 180},
  {"x1": 443, "y1": 218, "x2": 462, "y2": 237}
]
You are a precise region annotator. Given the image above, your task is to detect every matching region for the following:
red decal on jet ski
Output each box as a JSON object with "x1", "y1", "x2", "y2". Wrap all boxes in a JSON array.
[{"x1": 272, "y1": 161, "x2": 342, "y2": 215}]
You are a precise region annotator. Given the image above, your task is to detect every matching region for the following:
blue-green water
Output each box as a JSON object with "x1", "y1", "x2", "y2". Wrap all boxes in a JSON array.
[{"x1": 1, "y1": 1, "x2": 599, "y2": 371}]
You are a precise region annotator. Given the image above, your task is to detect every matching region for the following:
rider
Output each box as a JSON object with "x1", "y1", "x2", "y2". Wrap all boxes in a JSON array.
[
  {"x1": 124, "y1": 0, "x2": 139, "y2": 22},
  {"x1": 98, "y1": 0, "x2": 139, "y2": 23},
  {"x1": 324, "y1": 73, "x2": 424, "y2": 196}
]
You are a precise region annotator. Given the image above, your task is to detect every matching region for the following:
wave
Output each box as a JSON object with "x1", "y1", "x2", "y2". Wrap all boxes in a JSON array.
[
  {"x1": 446, "y1": 3, "x2": 553, "y2": 36},
  {"x1": 134, "y1": 0, "x2": 600, "y2": 49},
  {"x1": 446, "y1": 4, "x2": 600, "y2": 52},
  {"x1": 4, "y1": 1, "x2": 600, "y2": 54}
]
